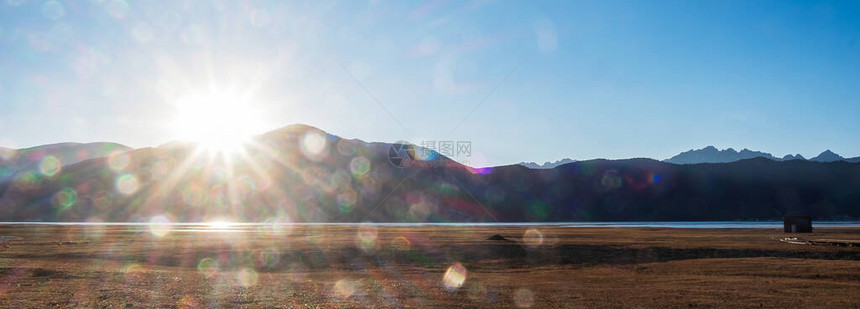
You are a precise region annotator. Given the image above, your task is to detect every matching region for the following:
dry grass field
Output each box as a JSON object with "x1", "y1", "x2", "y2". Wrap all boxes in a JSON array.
[{"x1": 0, "y1": 224, "x2": 858, "y2": 308}]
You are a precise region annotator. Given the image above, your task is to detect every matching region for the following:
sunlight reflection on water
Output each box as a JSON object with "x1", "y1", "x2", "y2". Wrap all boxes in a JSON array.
[{"x1": 3, "y1": 221, "x2": 860, "y2": 229}]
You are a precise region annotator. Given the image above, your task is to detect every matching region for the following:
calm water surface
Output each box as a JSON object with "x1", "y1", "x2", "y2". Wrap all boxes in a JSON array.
[{"x1": 1, "y1": 221, "x2": 859, "y2": 229}]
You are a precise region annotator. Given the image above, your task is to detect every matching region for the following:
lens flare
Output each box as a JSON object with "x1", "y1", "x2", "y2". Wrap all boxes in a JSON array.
[
  {"x1": 107, "y1": 151, "x2": 130, "y2": 171},
  {"x1": 116, "y1": 173, "x2": 139, "y2": 195},
  {"x1": 123, "y1": 263, "x2": 146, "y2": 283},
  {"x1": 650, "y1": 173, "x2": 662, "y2": 184},
  {"x1": 514, "y1": 288, "x2": 535, "y2": 308},
  {"x1": 148, "y1": 215, "x2": 172, "y2": 237},
  {"x1": 197, "y1": 257, "x2": 219, "y2": 277},
  {"x1": 300, "y1": 131, "x2": 327, "y2": 161},
  {"x1": 39, "y1": 155, "x2": 61, "y2": 177},
  {"x1": 337, "y1": 139, "x2": 357, "y2": 156},
  {"x1": 390, "y1": 236, "x2": 412, "y2": 250},
  {"x1": 349, "y1": 156, "x2": 371, "y2": 177},
  {"x1": 150, "y1": 158, "x2": 172, "y2": 179},
  {"x1": 260, "y1": 216, "x2": 293, "y2": 236},
  {"x1": 237, "y1": 268, "x2": 258, "y2": 287},
  {"x1": 333, "y1": 279, "x2": 356, "y2": 299},
  {"x1": 256, "y1": 248, "x2": 281, "y2": 268},
  {"x1": 13, "y1": 172, "x2": 41, "y2": 191},
  {"x1": 442, "y1": 262, "x2": 468, "y2": 291},
  {"x1": 337, "y1": 189, "x2": 358, "y2": 213},
  {"x1": 356, "y1": 224, "x2": 378, "y2": 253},
  {"x1": 470, "y1": 167, "x2": 493, "y2": 175},
  {"x1": 523, "y1": 229, "x2": 544, "y2": 247},
  {"x1": 51, "y1": 187, "x2": 77, "y2": 209}
]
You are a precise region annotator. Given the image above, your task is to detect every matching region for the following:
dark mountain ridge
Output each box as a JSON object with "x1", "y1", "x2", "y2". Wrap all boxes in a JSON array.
[{"x1": 1, "y1": 126, "x2": 858, "y2": 222}]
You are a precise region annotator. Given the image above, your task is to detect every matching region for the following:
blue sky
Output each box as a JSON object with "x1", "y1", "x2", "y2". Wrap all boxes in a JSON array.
[{"x1": 1, "y1": 0, "x2": 858, "y2": 166}]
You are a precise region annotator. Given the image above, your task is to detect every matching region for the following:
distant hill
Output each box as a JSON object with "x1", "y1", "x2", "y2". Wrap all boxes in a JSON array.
[
  {"x1": 0, "y1": 142, "x2": 131, "y2": 167},
  {"x1": 519, "y1": 158, "x2": 576, "y2": 169},
  {"x1": 782, "y1": 154, "x2": 806, "y2": 161},
  {"x1": 1, "y1": 126, "x2": 859, "y2": 222},
  {"x1": 809, "y1": 150, "x2": 844, "y2": 162},
  {"x1": 0, "y1": 143, "x2": 132, "y2": 201},
  {"x1": 0, "y1": 142, "x2": 131, "y2": 176}
]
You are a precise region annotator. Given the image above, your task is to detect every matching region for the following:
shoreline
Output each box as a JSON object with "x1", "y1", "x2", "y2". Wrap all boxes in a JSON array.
[{"x1": 1, "y1": 220, "x2": 859, "y2": 226}]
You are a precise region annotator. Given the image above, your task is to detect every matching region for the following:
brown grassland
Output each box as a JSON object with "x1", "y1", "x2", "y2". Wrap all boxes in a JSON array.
[{"x1": 0, "y1": 224, "x2": 858, "y2": 308}]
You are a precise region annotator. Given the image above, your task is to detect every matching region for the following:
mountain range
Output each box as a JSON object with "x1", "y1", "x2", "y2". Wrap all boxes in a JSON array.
[
  {"x1": 521, "y1": 146, "x2": 859, "y2": 167},
  {"x1": 664, "y1": 146, "x2": 859, "y2": 164},
  {"x1": 518, "y1": 158, "x2": 576, "y2": 169},
  {"x1": 1, "y1": 125, "x2": 859, "y2": 222}
]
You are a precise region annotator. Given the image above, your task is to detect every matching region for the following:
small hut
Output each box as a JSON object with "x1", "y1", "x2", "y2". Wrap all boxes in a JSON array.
[{"x1": 783, "y1": 216, "x2": 812, "y2": 233}]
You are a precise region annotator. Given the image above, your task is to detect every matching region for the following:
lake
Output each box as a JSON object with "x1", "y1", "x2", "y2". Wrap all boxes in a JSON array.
[{"x1": 1, "y1": 221, "x2": 860, "y2": 229}]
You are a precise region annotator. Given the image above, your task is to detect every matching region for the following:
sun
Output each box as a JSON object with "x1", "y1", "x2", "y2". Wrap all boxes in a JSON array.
[{"x1": 170, "y1": 91, "x2": 264, "y2": 155}]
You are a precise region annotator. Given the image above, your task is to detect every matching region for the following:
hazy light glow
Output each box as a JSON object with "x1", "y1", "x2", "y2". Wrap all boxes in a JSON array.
[
  {"x1": 148, "y1": 215, "x2": 172, "y2": 237},
  {"x1": 300, "y1": 130, "x2": 327, "y2": 161},
  {"x1": 39, "y1": 156, "x2": 62, "y2": 177},
  {"x1": 237, "y1": 268, "x2": 258, "y2": 287},
  {"x1": 115, "y1": 173, "x2": 139, "y2": 195},
  {"x1": 107, "y1": 151, "x2": 130, "y2": 171},
  {"x1": 51, "y1": 187, "x2": 77, "y2": 209},
  {"x1": 196, "y1": 257, "x2": 219, "y2": 278},
  {"x1": 523, "y1": 229, "x2": 544, "y2": 247},
  {"x1": 442, "y1": 262, "x2": 468, "y2": 291},
  {"x1": 171, "y1": 91, "x2": 264, "y2": 156},
  {"x1": 333, "y1": 279, "x2": 357, "y2": 299},
  {"x1": 514, "y1": 288, "x2": 536, "y2": 308},
  {"x1": 206, "y1": 220, "x2": 235, "y2": 229}
]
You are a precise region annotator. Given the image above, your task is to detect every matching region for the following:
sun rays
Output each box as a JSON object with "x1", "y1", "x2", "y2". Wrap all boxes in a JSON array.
[
  {"x1": 169, "y1": 91, "x2": 265, "y2": 157},
  {"x1": 146, "y1": 86, "x2": 288, "y2": 224},
  {"x1": 136, "y1": 124, "x2": 318, "y2": 226}
]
